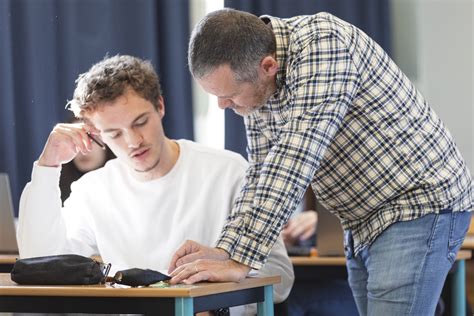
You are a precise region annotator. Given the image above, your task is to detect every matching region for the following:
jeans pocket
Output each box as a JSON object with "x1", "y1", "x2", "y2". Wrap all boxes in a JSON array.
[
  {"x1": 344, "y1": 230, "x2": 353, "y2": 260},
  {"x1": 447, "y1": 211, "x2": 472, "y2": 263}
]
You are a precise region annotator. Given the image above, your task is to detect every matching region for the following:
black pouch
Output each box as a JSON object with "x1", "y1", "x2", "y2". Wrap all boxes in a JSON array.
[
  {"x1": 10, "y1": 254, "x2": 110, "y2": 285},
  {"x1": 112, "y1": 268, "x2": 171, "y2": 287}
]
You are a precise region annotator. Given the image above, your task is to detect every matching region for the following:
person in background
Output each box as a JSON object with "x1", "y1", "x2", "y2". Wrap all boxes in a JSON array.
[
  {"x1": 281, "y1": 190, "x2": 317, "y2": 248},
  {"x1": 17, "y1": 55, "x2": 294, "y2": 315},
  {"x1": 59, "y1": 117, "x2": 115, "y2": 202},
  {"x1": 169, "y1": 9, "x2": 472, "y2": 316}
]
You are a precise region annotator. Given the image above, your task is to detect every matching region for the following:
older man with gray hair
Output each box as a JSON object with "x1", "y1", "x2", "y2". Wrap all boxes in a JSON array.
[{"x1": 169, "y1": 8, "x2": 472, "y2": 316}]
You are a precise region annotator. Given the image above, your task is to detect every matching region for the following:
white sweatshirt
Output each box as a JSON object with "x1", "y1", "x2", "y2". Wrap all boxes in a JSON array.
[{"x1": 18, "y1": 139, "x2": 294, "y2": 306}]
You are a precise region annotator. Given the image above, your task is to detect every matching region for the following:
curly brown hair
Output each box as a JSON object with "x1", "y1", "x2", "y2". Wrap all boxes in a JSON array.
[{"x1": 68, "y1": 55, "x2": 162, "y2": 117}]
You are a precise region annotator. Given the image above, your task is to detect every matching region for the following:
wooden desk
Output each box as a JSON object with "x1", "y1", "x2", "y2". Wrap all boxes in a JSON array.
[
  {"x1": 0, "y1": 254, "x2": 16, "y2": 263},
  {"x1": 291, "y1": 256, "x2": 345, "y2": 266},
  {"x1": 0, "y1": 254, "x2": 17, "y2": 273},
  {"x1": 462, "y1": 235, "x2": 474, "y2": 250},
  {"x1": 291, "y1": 250, "x2": 471, "y2": 265},
  {"x1": 0, "y1": 273, "x2": 279, "y2": 315},
  {"x1": 290, "y1": 250, "x2": 472, "y2": 316}
]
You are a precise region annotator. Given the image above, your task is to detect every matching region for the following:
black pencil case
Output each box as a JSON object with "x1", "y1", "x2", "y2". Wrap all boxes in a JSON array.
[{"x1": 10, "y1": 254, "x2": 109, "y2": 285}]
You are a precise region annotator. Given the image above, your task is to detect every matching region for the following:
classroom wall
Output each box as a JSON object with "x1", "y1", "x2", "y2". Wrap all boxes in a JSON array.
[{"x1": 390, "y1": 0, "x2": 474, "y2": 172}]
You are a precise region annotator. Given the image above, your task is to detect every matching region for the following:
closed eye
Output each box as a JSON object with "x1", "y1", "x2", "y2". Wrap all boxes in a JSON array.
[
  {"x1": 107, "y1": 131, "x2": 122, "y2": 139},
  {"x1": 134, "y1": 117, "x2": 148, "y2": 127}
]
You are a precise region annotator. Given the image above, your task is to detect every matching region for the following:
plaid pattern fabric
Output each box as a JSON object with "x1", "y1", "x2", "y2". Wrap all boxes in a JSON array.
[{"x1": 216, "y1": 13, "x2": 473, "y2": 269}]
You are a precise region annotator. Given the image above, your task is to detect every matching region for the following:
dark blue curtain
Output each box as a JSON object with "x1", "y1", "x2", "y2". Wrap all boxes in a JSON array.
[
  {"x1": 0, "y1": 0, "x2": 193, "y2": 215},
  {"x1": 223, "y1": 0, "x2": 392, "y2": 158}
]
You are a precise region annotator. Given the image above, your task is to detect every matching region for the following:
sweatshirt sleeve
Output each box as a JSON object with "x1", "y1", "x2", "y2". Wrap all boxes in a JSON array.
[
  {"x1": 17, "y1": 162, "x2": 97, "y2": 258},
  {"x1": 254, "y1": 235, "x2": 295, "y2": 303}
]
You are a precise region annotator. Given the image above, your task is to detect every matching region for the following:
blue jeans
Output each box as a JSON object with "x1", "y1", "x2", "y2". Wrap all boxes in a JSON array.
[{"x1": 345, "y1": 210, "x2": 472, "y2": 316}]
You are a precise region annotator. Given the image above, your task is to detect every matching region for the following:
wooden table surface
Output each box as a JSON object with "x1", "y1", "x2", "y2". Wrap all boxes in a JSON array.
[
  {"x1": 291, "y1": 255, "x2": 346, "y2": 266},
  {"x1": 462, "y1": 235, "x2": 474, "y2": 250},
  {"x1": 0, "y1": 254, "x2": 17, "y2": 265},
  {"x1": 0, "y1": 274, "x2": 280, "y2": 298}
]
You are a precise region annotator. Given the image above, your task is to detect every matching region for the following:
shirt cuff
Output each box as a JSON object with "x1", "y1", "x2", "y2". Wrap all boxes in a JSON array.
[
  {"x1": 31, "y1": 161, "x2": 61, "y2": 187},
  {"x1": 216, "y1": 231, "x2": 272, "y2": 270}
]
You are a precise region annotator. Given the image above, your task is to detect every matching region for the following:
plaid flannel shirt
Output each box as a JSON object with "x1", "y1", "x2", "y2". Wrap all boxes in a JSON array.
[{"x1": 216, "y1": 13, "x2": 473, "y2": 269}]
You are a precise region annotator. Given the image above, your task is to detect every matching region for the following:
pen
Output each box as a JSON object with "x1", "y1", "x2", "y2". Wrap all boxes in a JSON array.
[{"x1": 86, "y1": 132, "x2": 106, "y2": 150}]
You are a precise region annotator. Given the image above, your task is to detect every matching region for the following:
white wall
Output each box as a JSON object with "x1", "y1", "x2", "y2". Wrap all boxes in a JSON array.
[
  {"x1": 189, "y1": 0, "x2": 225, "y2": 149},
  {"x1": 390, "y1": 0, "x2": 474, "y2": 172}
]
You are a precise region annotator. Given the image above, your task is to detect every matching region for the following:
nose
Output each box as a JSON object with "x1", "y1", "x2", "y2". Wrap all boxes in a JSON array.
[
  {"x1": 125, "y1": 130, "x2": 143, "y2": 149},
  {"x1": 217, "y1": 97, "x2": 233, "y2": 109}
]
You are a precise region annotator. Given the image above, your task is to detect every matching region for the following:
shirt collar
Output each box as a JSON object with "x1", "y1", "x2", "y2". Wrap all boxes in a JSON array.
[{"x1": 260, "y1": 15, "x2": 289, "y2": 93}]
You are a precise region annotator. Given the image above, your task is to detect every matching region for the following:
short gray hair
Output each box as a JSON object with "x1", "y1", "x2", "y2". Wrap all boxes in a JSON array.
[{"x1": 188, "y1": 8, "x2": 276, "y2": 82}]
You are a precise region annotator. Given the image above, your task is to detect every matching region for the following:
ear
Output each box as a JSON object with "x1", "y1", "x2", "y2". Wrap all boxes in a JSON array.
[
  {"x1": 260, "y1": 55, "x2": 279, "y2": 78},
  {"x1": 157, "y1": 96, "x2": 165, "y2": 118}
]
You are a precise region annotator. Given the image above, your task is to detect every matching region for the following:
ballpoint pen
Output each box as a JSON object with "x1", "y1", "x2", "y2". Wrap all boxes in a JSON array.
[{"x1": 86, "y1": 131, "x2": 106, "y2": 150}]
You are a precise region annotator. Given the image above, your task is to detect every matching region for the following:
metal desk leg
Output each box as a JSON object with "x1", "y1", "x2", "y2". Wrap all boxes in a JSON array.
[
  {"x1": 451, "y1": 260, "x2": 466, "y2": 316},
  {"x1": 257, "y1": 285, "x2": 274, "y2": 316},
  {"x1": 175, "y1": 297, "x2": 194, "y2": 316}
]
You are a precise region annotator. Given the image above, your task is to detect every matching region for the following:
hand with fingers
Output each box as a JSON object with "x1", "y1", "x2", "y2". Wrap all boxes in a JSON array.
[
  {"x1": 168, "y1": 240, "x2": 251, "y2": 285},
  {"x1": 282, "y1": 210, "x2": 317, "y2": 246},
  {"x1": 38, "y1": 123, "x2": 102, "y2": 168},
  {"x1": 168, "y1": 240, "x2": 230, "y2": 273},
  {"x1": 169, "y1": 258, "x2": 251, "y2": 285}
]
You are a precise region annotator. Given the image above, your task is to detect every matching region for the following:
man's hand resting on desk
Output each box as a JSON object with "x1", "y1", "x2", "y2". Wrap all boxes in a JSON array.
[{"x1": 168, "y1": 240, "x2": 251, "y2": 284}]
